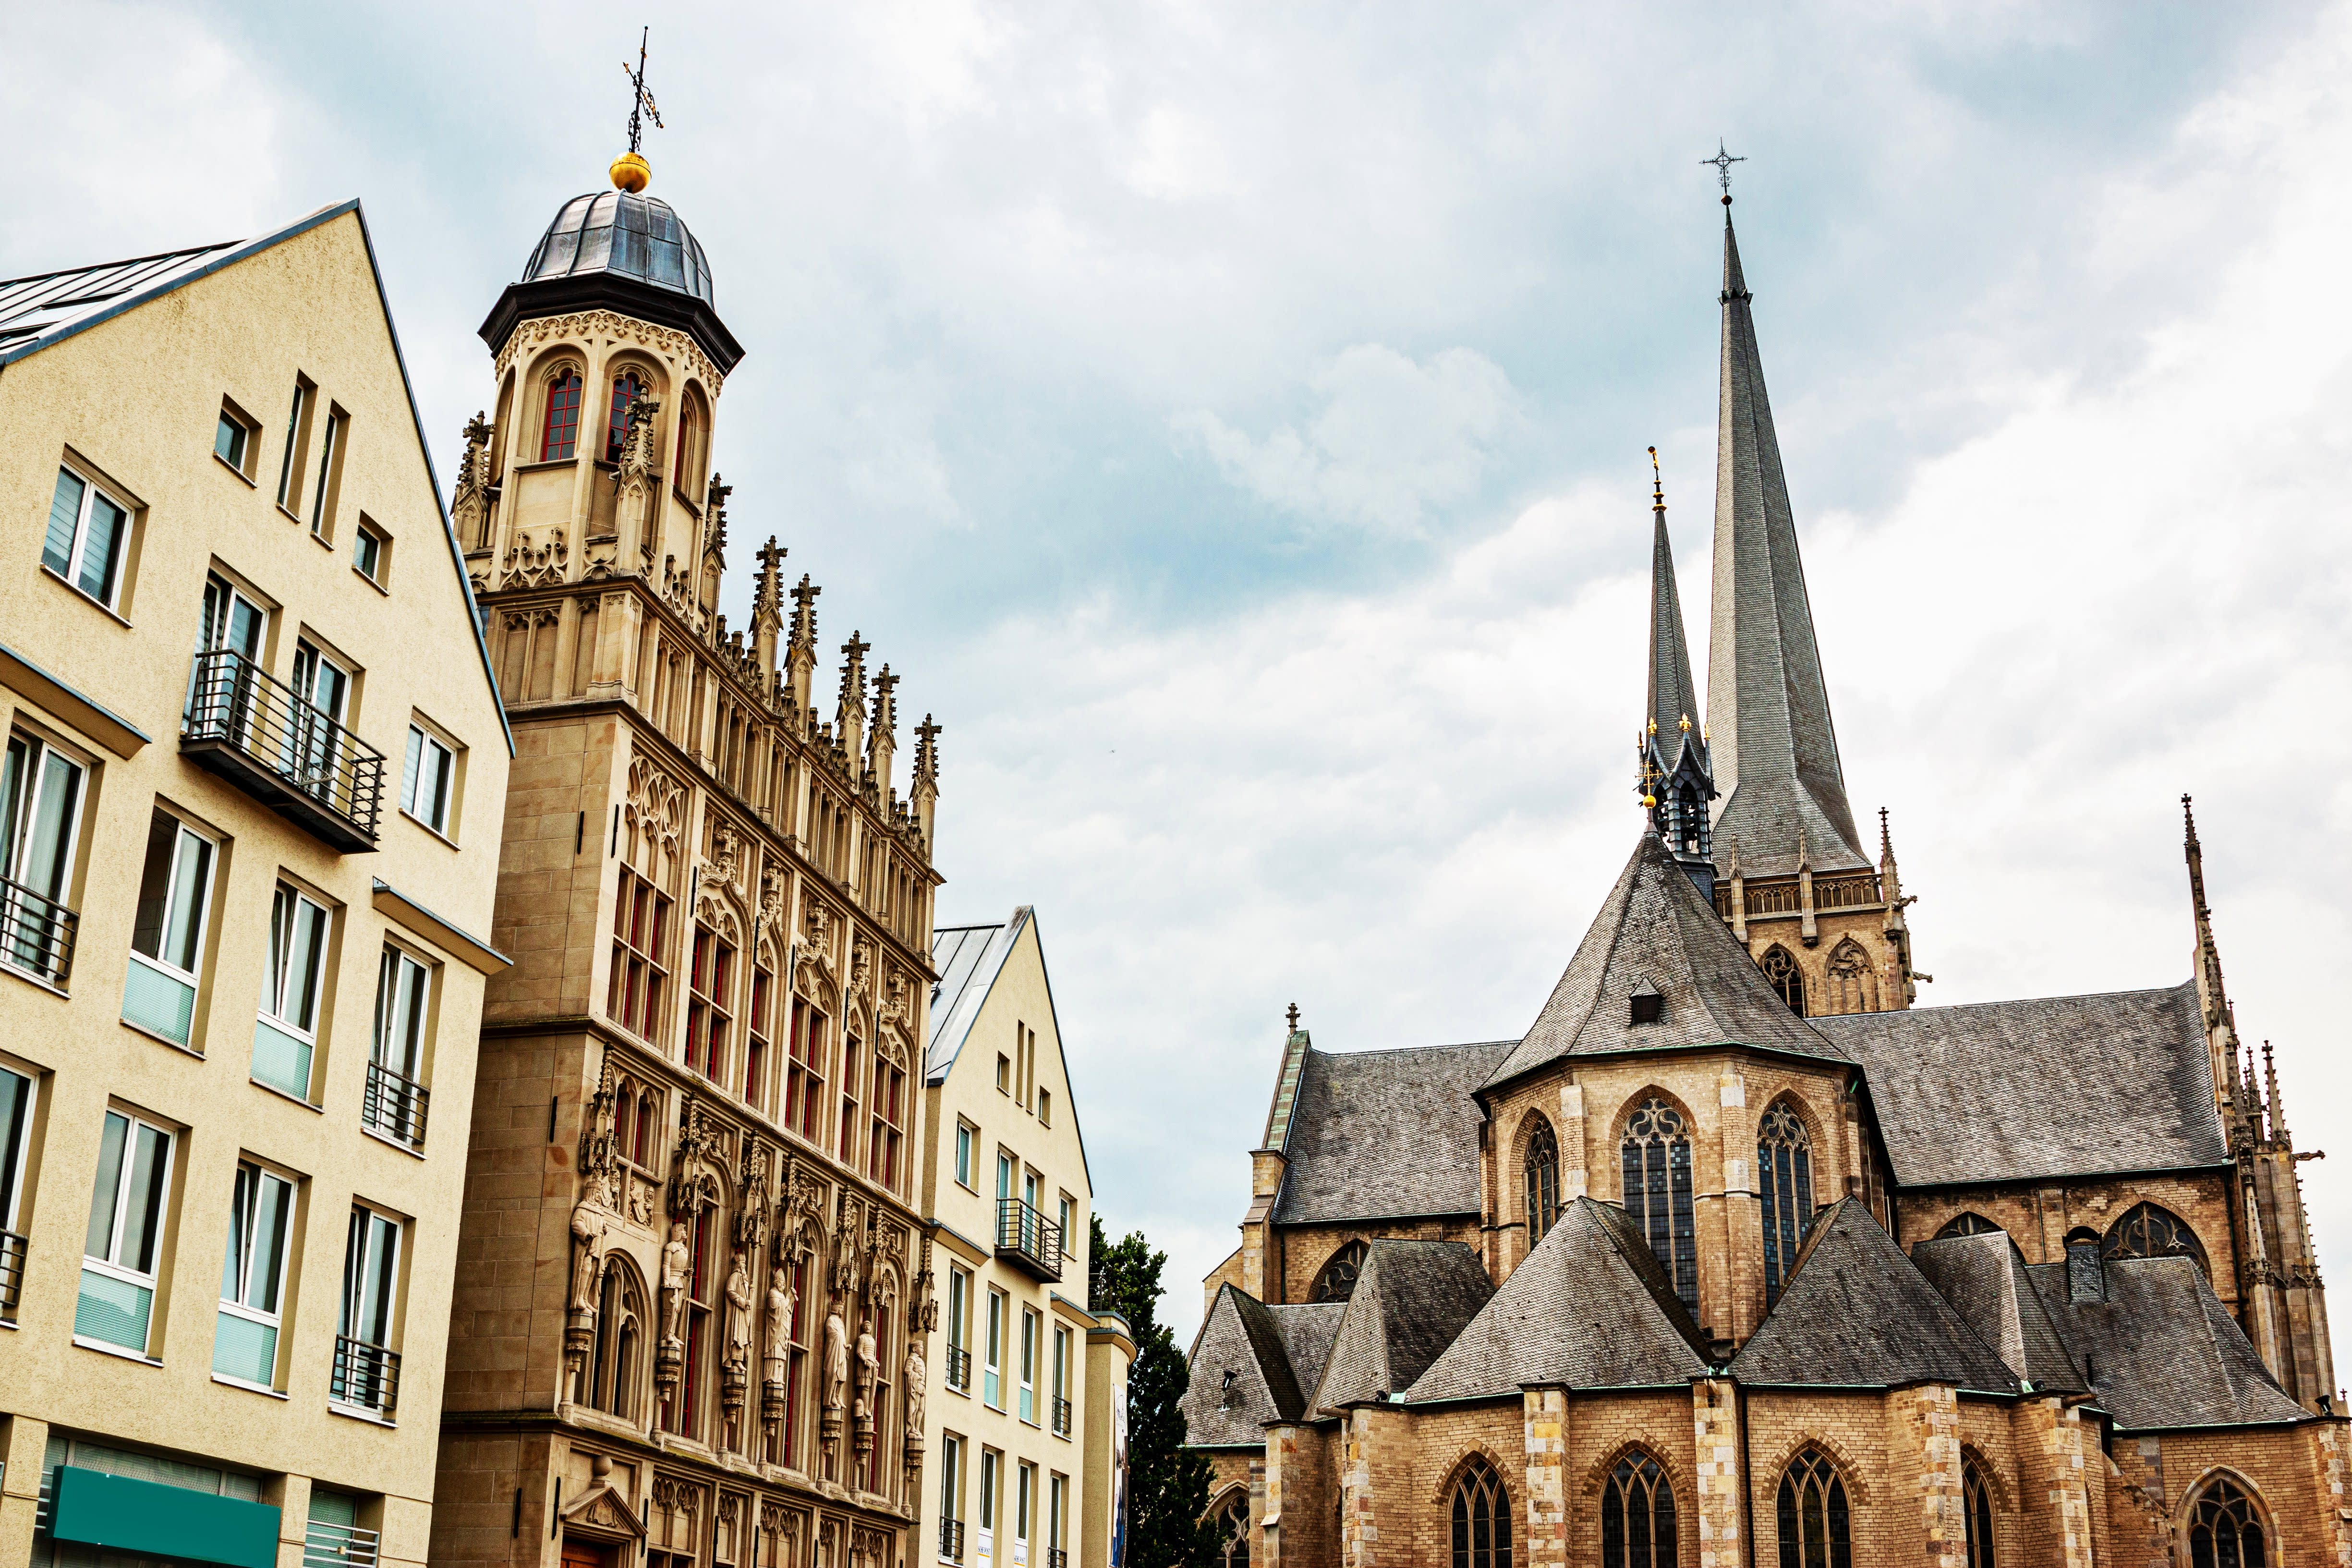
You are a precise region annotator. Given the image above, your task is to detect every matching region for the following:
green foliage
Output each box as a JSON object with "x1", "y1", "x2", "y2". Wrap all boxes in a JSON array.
[{"x1": 1091, "y1": 1215, "x2": 1225, "y2": 1568}]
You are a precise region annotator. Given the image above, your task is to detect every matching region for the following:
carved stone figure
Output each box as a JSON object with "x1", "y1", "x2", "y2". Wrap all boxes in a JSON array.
[
  {"x1": 853, "y1": 1320, "x2": 879, "y2": 1422},
  {"x1": 764, "y1": 1266, "x2": 793, "y2": 1385},
  {"x1": 723, "y1": 1252, "x2": 753, "y2": 1378},
  {"x1": 660, "y1": 1221, "x2": 691, "y2": 1345},
  {"x1": 569, "y1": 1197, "x2": 606, "y2": 1314},
  {"x1": 823, "y1": 1306, "x2": 849, "y2": 1413},
  {"x1": 903, "y1": 1342, "x2": 926, "y2": 1432}
]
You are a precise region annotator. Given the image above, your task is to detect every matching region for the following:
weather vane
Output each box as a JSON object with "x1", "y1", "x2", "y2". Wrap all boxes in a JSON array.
[
  {"x1": 1702, "y1": 139, "x2": 1746, "y2": 202},
  {"x1": 611, "y1": 28, "x2": 666, "y2": 193}
]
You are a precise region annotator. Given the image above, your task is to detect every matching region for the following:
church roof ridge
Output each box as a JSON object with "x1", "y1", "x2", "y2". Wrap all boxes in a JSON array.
[{"x1": 1304, "y1": 1038, "x2": 1520, "y2": 1061}]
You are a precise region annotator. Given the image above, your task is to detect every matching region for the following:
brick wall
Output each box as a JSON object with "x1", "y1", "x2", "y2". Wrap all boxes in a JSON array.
[{"x1": 1896, "y1": 1172, "x2": 2240, "y2": 1309}]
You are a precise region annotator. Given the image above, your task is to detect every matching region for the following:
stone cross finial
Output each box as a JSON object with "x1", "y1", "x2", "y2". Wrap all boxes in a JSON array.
[
  {"x1": 789, "y1": 574, "x2": 821, "y2": 651},
  {"x1": 1286, "y1": 1002, "x2": 1300, "y2": 1033},
  {"x1": 913, "y1": 716, "x2": 941, "y2": 782}
]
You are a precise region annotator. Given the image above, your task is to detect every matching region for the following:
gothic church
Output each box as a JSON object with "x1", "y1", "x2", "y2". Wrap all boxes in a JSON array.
[{"x1": 1182, "y1": 202, "x2": 2346, "y2": 1568}]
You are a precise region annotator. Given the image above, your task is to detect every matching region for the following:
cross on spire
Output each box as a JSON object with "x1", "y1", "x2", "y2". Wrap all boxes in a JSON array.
[
  {"x1": 1648, "y1": 444, "x2": 1664, "y2": 510},
  {"x1": 1702, "y1": 139, "x2": 1746, "y2": 204},
  {"x1": 622, "y1": 28, "x2": 664, "y2": 155},
  {"x1": 1285, "y1": 1002, "x2": 1300, "y2": 1033}
]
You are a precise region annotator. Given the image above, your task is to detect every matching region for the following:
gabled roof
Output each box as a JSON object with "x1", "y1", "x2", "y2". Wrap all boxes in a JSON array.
[
  {"x1": 1910, "y1": 1231, "x2": 2085, "y2": 1394},
  {"x1": 2027, "y1": 1257, "x2": 2308, "y2": 1432},
  {"x1": 1405, "y1": 1198, "x2": 1709, "y2": 1403},
  {"x1": 0, "y1": 202, "x2": 509, "y2": 753},
  {"x1": 1307, "y1": 1240, "x2": 1494, "y2": 1412},
  {"x1": 1730, "y1": 1200, "x2": 2017, "y2": 1392},
  {"x1": 1704, "y1": 213, "x2": 1867, "y2": 877},
  {"x1": 1812, "y1": 984, "x2": 2228, "y2": 1187},
  {"x1": 1485, "y1": 830, "x2": 1844, "y2": 1089},
  {"x1": 1269, "y1": 1041, "x2": 1511, "y2": 1225},
  {"x1": 1179, "y1": 1286, "x2": 1345, "y2": 1446},
  {"x1": 927, "y1": 912, "x2": 1022, "y2": 1082}
]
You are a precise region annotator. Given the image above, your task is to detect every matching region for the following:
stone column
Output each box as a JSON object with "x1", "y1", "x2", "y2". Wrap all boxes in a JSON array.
[
  {"x1": 0, "y1": 1416, "x2": 48, "y2": 1568},
  {"x1": 1261, "y1": 1424, "x2": 1295, "y2": 1568},
  {"x1": 2309, "y1": 1419, "x2": 2352, "y2": 1567},
  {"x1": 1521, "y1": 1387, "x2": 1568, "y2": 1568},
  {"x1": 1691, "y1": 1379, "x2": 1743, "y2": 1568},
  {"x1": 2014, "y1": 1396, "x2": 2097, "y2": 1568},
  {"x1": 1338, "y1": 1409, "x2": 1376, "y2": 1568},
  {"x1": 1898, "y1": 1384, "x2": 1964, "y2": 1568}
]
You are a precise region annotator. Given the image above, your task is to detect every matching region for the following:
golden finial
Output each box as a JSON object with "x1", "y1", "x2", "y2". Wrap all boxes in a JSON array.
[
  {"x1": 612, "y1": 27, "x2": 664, "y2": 193},
  {"x1": 1679, "y1": 713, "x2": 1692, "y2": 732},
  {"x1": 1649, "y1": 446, "x2": 1664, "y2": 510},
  {"x1": 1647, "y1": 717, "x2": 1658, "y2": 735}
]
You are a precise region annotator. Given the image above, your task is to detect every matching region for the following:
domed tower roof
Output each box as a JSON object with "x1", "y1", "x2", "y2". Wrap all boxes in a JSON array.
[{"x1": 522, "y1": 190, "x2": 714, "y2": 307}]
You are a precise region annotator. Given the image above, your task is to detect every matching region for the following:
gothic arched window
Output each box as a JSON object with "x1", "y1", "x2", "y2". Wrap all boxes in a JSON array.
[
  {"x1": 666, "y1": 1207, "x2": 716, "y2": 1438},
  {"x1": 1760, "y1": 946, "x2": 1806, "y2": 1017},
  {"x1": 1936, "y1": 1213, "x2": 2002, "y2": 1240},
  {"x1": 1523, "y1": 1118, "x2": 1560, "y2": 1247},
  {"x1": 1962, "y1": 1452, "x2": 1996, "y2": 1568},
  {"x1": 586, "y1": 1259, "x2": 646, "y2": 1420},
  {"x1": 1312, "y1": 1241, "x2": 1368, "y2": 1304},
  {"x1": 1213, "y1": 1490, "x2": 1252, "y2": 1568},
  {"x1": 604, "y1": 370, "x2": 646, "y2": 463},
  {"x1": 1757, "y1": 1100, "x2": 1815, "y2": 1306},
  {"x1": 673, "y1": 388, "x2": 709, "y2": 498},
  {"x1": 2103, "y1": 1203, "x2": 2208, "y2": 1274},
  {"x1": 539, "y1": 369, "x2": 583, "y2": 461},
  {"x1": 1600, "y1": 1451, "x2": 1676, "y2": 1568},
  {"x1": 1823, "y1": 938, "x2": 1876, "y2": 1016},
  {"x1": 1621, "y1": 1098, "x2": 1697, "y2": 1312},
  {"x1": 2186, "y1": 1475, "x2": 2266, "y2": 1568},
  {"x1": 1447, "y1": 1457, "x2": 1511, "y2": 1568},
  {"x1": 1776, "y1": 1449, "x2": 1851, "y2": 1568}
]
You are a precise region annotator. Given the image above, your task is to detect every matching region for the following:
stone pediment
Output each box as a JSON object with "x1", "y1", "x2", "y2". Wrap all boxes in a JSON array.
[{"x1": 562, "y1": 1480, "x2": 646, "y2": 1542}]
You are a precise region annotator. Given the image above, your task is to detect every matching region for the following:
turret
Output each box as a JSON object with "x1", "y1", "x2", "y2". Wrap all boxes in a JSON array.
[{"x1": 1637, "y1": 450, "x2": 1716, "y2": 899}]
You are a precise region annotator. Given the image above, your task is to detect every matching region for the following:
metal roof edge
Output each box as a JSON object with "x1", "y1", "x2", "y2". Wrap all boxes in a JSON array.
[
  {"x1": 924, "y1": 907, "x2": 1025, "y2": 1082},
  {"x1": 1022, "y1": 907, "x2": 1095, "y2": 1197}
]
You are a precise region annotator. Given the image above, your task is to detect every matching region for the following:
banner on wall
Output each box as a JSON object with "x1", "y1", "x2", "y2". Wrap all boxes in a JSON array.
[{"x1": 1109, "y1": 1381, "x2": 1129, "y2": 1568}]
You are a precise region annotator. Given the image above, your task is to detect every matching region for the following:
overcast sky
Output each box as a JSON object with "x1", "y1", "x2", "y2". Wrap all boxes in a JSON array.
[{"x1": 13, "y1": 1, "x2": 2351, "y2": 1344}]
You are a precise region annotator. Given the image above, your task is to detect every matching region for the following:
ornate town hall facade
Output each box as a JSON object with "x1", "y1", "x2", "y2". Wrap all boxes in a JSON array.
[
  {"x1": 1186, "y1": 204, "x2": 2347, "y2": 1567},
  {"x1": 430, "y1": 158, "x2": 945, "y2": 1568}
]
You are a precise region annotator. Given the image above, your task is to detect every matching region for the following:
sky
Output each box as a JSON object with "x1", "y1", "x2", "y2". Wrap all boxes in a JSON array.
[{"x1": 12, "y1": 0, "x2": 2352, "y2": 1346}]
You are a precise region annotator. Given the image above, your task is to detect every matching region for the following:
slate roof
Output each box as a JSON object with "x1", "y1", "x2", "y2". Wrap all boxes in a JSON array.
[
  {"x1": 1308, "y1": 1241, "x2": 1495, "y2": 1411},
  {"x1": 1646, "y1": 502, "x2": 1706, "y2": 763},
  {"x1": 1704, "y1": 215, "x2": 1869, "y2": 876},
  {"x1": 2028, "y1": 1257, "x2": 2308, "y2": 1431},
  {"x1": 1180, "y1": 1286, "x2": 1345, "y2": 1446},
  {"x1": 1910, "y1": 1231, "x2": 2086, "y2": 1394},
  {"x1": 1730, "y1": 1200, "x2": 2018, "y2": 1392},
  {"x1": 1813, "y1": 984, "x2": 2229, "y2": 1188},
  {"x1": 1486, "y1": 830, "x2": 1844, "y2": 1089},
  {"x1": 1406, "y1": 1198, "x2": 1709, "y2": 1403},
  {"x1": 1270, "y1": 1041, "x2": 1511, "y2": 1225}
]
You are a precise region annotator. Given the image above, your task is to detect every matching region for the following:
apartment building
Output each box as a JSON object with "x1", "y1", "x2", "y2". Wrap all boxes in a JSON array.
[
  {"x1": 0, "y1": 205, "x2": 511, "y2": 1567},
  {"x1": 921, "y1": 910, "x2": 1130, "y2": 1568}
]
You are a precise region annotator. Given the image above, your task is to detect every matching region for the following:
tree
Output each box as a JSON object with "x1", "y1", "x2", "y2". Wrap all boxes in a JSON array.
[{"x1": 1091, "y1": 1215, "x2": 1223, "y2": 1568}]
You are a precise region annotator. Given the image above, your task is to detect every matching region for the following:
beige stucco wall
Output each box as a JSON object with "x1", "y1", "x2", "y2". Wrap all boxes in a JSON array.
[
  {"x1": 918, "y1": 913, "x2": 1101, "y2": 1568},
  {"x1": 0, "y1": 208, "x2": 509, "y2": 1568}
]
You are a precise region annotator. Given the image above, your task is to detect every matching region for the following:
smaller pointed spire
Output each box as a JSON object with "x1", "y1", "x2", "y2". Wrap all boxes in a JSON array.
[
  {"x1": 2263, "y1": 1041, "x2": 2289, "y2": 1144},
  {"x1": 869, "y1": 664, "x2": 899, "y2": 794},
  {"x1": 751, "y1": 536, "x2": 787, "y2": 680},
  {"x1": 837, "y1": 632, "x2": 870, "y2": 765},
  {"x1": 911, "y1": 713, "x2": 942, "y2": 852},
  {"x1": 785, "y1": 573, "x2": 821, "y2": 713}
]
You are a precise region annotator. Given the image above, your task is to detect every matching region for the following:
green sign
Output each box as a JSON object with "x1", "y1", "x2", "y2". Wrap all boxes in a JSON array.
[{"x1": 50, "y1": 1466, "x2": 280, "y2": 1568}]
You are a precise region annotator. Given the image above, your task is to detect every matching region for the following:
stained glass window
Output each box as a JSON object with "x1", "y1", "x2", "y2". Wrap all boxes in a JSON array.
[
  {"x1": 2186, "y1": 1476, "x2": 2266, "y2": 1568},
  {"x1": 1523, "y1": 1118, "x2": 1560, "y2": 1246},
  {"x1": 1776, "y1": 1449, "x2": 1850, "y2": 1568},
  {"x1": 1760, "y1": 945, "x2": 1806, "y2": 1017},
  {"x1": 1935, "y1": 1213, "x2": 2002, "y2": 1240},
  {"x1": 1216, "y1": 1491, "x2": 1252, "y2": 1567},
  {"x1": 2102, "y1": 1202, "x2": 2207, "y2": 1274},
  {"x1": 1313, "y1": 1240, "x2": 1367, "y2": 1304},
  {"x1": 1449, "y1": 1457, "x2": 1510, "y2": 1568},
  {"x1": 1757, "y1": 1100, "x2": 1815, "y2": 1306},
  {"x1": 1621, "y1": 1098, "x2": 1697, "y2": 1312},
  {"x1": 1963, "y1": 1453, "x2": 1996, "y2": 1568},
  {"x1": 1600, "y1": 1452, "x2": 1675, "y2": 1568}
]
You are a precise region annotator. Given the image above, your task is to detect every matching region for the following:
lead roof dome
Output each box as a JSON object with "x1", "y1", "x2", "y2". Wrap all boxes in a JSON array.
[{"x1": 522, "y1": 190, "x2": 714, "y2": 307}]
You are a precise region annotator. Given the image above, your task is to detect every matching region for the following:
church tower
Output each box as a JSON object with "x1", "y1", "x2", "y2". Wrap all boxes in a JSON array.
[
  {"x1": 1637, "y1": 450, "x2": 1716, "y2": 901},
  {"x1": 1699, "y1": 195, "x2": 1919, "y2": 1018}
]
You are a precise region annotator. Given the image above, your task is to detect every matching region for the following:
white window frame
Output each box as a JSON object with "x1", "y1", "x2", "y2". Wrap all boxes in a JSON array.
[
  {"x1": 983, "y1": 1287, "x2": 1005, "y2": 1410},
  {"x1": 80, "y1": 1108, "x2": 175, "y2": 1357},
  {"x1": 125, "y1": 810, "x2": 218, "y2": 1047},
  {"x1": 309, "y1": 406, "x2": 346, "y2": 538},
  {"x1": 1, "y1": 730, "x2": 88, "y2": 986},
  {"x1": 977, "y1": 1448, "x2": 998, "y2": 1563},
  {"x1": 42, "y1": 464, "x2": 132, "y2": 612},
  {"x1": 255, "y1": 882, "x2": 330, "y2": 1101},
  {"x1": 1052, "y1": 1324, "x2": 1071, "y2": 1437},
  {"x1": 276, "y1": 382, "x2": 309, "y2": 507},
  {"x1": 216, "y1": 1158, "x2": 296, "y2": 1391},
  {"x1": 955, "y1": 1120, "x2": 975, "y2": 1190},
  {"x1": 353, "y1": 521, "x2": 386, "y2": 585},
  {"x1": 0, "y1": 1064, "x2": 37, "y2": 1317},
  {"x1": 1048, "y1": 1474, "x2": 1066, "y2": 1560},
  {"x1": 401, "y1": 724, "x2": 454, "y2": 836},
  {"x1": 1014, "y1": 1461, "x2": 1034, "y2": 1568},
  {"x1": 367, "y1": 947, "x2": 431, "y2": 1149},
  {"x1": 1057, "y1": 1195, "x2": 1075, "y2": 1259},
  {"x1": 214, "y1": 407, "x2": 251, "y2": 473},
  {"x1": 334, "y1": 1203, "x2": 402, "y2": 1416},
  {"x1": 940, "y1": 1434, "x2": 965, "y2": 1556},
  {"x1": 1018, "y1": 1306, "x2": 1038, "y2": 1425}
]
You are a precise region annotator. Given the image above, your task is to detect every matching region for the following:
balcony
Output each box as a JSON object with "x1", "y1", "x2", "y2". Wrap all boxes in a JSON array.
[
  {"x1": 330, "y1": 1335, "x2": 399, "y2": 1417},
  {"x1": 994, "y1": 1198, "x2": 1062, "y2": 1283},
  {"x1": 0, "y1": 1229, "x2": 24, "y2": 1318},
  {"x1": 0, "y1": 875, "x2": 76, "y2": 988},
  {"x1": 362, "y1": 1060, "x2": 430, "y2": 1152},
  {"x1": 944, "y1": 1343, "x2": 971, "y2": 1392},
  {"x1": 1047, "y1": 1552, "x2": 1068, "y2": 1568},
  {"x1": 182, "y1": 650, "x2": 383, "y2": 853},
  {"x1": 938, "y1": 1519, "x2": 964, "y2": 1564},
  {"x1": 1052, "y1": 1395, "x2": 1072, "y2": 1437},
  {"x1": 303, "y1": 1518, "x2": 382, "y2": 1568}
]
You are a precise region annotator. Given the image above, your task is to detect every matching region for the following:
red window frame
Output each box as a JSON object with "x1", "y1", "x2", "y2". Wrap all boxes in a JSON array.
[
  {"x1": 869, "y1": 1054, "x2": 905, "y2": 1189},
  {"x1": 745, "y1": 967, "x2": 773, "y2": 1112},
  {"x1": 605, "y1": 372, "x2": 644, "y2": 463},
  {"x1": 685, "y1": 925, "x2": 734, "y2": 1087},
  {"x1": 837, "y1": 1035, "x2": 862, "y2": 1164},
  {"x1": 607, "y1": 868, "x2": 671, "y2": 1043},
  {"x1": 785, "y1": 999, "x2": 827, "y2": 1144},
  {"x1": 539, "y1": 371, "x2": 582, "y2": 461},
  {"x1": 674, "y1": 1208, "x2": 714, "y2": 1437}
]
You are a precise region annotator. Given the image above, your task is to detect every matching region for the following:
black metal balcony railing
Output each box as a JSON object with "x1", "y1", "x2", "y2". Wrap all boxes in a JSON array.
[
  {"x1": 1052, "y1": 1395, "x2": 1072, "y2": 1436},
  {"x1": 1047, "y1": 1550, "x2": 1068, "y2": 1568},
  {"x1": 944, "y1": 1343, "x2": 972, "y2": 1391},
  {"x1": 0, "y1": 1229, "x2": 26, "y2": 1317},
  {"x1": 362, "y1": 1059, "x2": 430, "y2": 1151},
  {"x1": 995, "y1": 1198, "x2": 1063, "y2": 1283},
  {"x1": 938, "y1": 1518, "x2": 964, "y2": 1563},
  {"x1": 0, "y1": 874, "x2": 77, "y2": 988},
  {"x1": 331, "y1": 1335, "x2": 400, "y2": 1416},
  {"x1": 183, "y1": 650, "x2": 384, "y2": 853}
]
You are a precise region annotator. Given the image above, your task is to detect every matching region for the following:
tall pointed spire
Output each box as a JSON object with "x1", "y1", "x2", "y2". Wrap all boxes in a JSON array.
[
  {"x1": 1704, "y1": 202, "x2": 1867, "y2": 875},
  {"x1": 1645, "y1": 448, "x2": 1703, "y2": 750},
  {"x1": 1638, "y1": 450, "x2": 1716, "y2": 894}
]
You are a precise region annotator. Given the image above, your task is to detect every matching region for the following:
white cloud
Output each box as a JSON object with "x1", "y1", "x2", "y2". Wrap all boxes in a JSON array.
[{"x1": 1172, "y1": 344, "x2": 1524, "y2": 534}]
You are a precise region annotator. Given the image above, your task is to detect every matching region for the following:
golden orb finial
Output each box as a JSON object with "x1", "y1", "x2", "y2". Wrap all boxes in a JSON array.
[
  {"x1": 610, "y1": 151, "x2": 652, "y2": 193},
  {"x1": 1642, "y1": 793, "x2": 1658, "y2": 809}
]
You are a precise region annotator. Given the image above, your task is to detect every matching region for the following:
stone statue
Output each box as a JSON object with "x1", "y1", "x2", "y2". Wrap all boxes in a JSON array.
[
  {"x1": 660, "y1": 1222, "x2": 691, "y2": 1345},
  {"x1": 903, "y1": 1342, "x2": 926, "y2": 1432},
  {"x1": 853, "y1": 1320, "x2": 879, "y2": 1422},
  {"x1": 823, "y1": 1306, "x2": 849, "y2": 1413},
  {"x1": 569, "y1": 1198, "x2": 605, "y2": 1314},
  {"x1": 764, "y1": 1267, "x2": 793, "y2": 1384},
  {"x1": 723, "y1": 1253, "x2": 753, "y2": 1377}
]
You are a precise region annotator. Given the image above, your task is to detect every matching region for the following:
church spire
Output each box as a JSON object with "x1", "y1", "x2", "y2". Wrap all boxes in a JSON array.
[
  {"x1": 2183, "y1": 794, "x2": 2249, "y2": 1126},
  {"x1": 1638, "y1": 450, "x2": 1715, "y2": 895},
  {"x1": 1704, "y1": 199, "x2": 1868, "y2": 876}
]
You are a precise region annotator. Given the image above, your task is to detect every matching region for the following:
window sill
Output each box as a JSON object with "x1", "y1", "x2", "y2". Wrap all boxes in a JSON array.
[
  {"x1": 38, "y1": 566, "x2": 132, "y2": 629},
  {"x1": 212, "y1": 1374, "x2": 288, "y2": 1399},
  {"x1": 120, "y1": 1016, "x2": 206, "y2": 1059},
  {"x1": 360, "y1": 1123, "x2": 427, "y2": 1160},
  {"x1": 0, "y1": 960, "x2": 70, "y2": 1001},
  {"x1": 510, "y1": 458, "x2": 578, "y2": 476},
  {"x1": 327, "y1": 1401, "x2": 397, "y2": 1429},
  {"x1": 214, "y1": 452, "x2": 258, "y2": 488},
  {"x1": 73, "y1": 1335, "x2": 161, "y2": 1367},
  {"x1": 249, "y1": 1075, "x2": 325, "y2": 1114},
  {"x1": 309, "y1": 529, "x2": 337, "y2": 552},
  {"x1": 277, "y1": 503, "x2": 306, "y2": 525},
  {"x1": 353, "y1": 564, "x2": 389, "y2": 596},
  {"x1": 398, "y1": 808, "x2": 460, "y2": 850}
]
